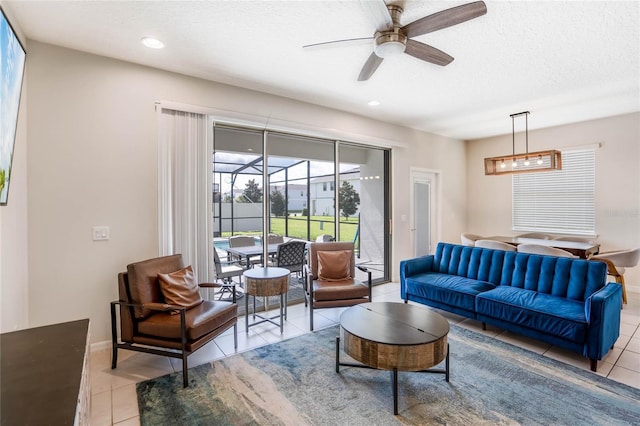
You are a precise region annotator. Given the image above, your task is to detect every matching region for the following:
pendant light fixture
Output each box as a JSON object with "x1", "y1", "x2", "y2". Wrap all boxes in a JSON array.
[{"x1": 484, "y1": 111, "x2": 561, "y2": 176}]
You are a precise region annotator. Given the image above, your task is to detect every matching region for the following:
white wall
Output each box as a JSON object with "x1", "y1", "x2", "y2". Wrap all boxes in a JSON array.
[
  {"x1": 23, "y1": 42, "x2": 466, "y2": 343},
  {"x1": 466, "y1": 113, "x2": 640, "y2": 288},
  {"x1": 0, "y1": 2, "x2": 29, "y2": 333}
]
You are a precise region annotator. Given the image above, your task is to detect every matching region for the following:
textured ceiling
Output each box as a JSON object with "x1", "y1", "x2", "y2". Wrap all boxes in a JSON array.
[{"x1": 4, "y1": 0, "x2": 639, "y2": 140}]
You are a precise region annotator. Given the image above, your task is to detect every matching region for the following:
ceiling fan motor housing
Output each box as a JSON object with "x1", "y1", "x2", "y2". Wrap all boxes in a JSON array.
[{"x1": 374, "y1": 29, "x2": 407, "y2": 58}]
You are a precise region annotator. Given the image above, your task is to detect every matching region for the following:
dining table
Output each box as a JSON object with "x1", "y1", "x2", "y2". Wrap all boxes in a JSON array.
[
  {"x1": 226, "y1": 243, "x2": 281, "y2": 267},
  {"x1": 486, "y1": 236, "x2": 599, "y2": 259}
]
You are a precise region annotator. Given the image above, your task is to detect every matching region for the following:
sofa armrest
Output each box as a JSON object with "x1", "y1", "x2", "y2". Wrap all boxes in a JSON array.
[
  {"x1": 585, "y1": 282, "x2": 623, "y2": 360},
  {"x1": 400, "y1": 255, "x2": 434, "y2": 299}
]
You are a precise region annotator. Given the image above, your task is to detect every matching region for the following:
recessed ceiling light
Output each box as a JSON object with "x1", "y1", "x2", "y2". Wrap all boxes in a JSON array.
[
  {"x1": 141, "y1": 37, "x2": 164, "y2": 49},
  {"x1": 367, "y1": 100, "x2": 380, "y2": 107}
]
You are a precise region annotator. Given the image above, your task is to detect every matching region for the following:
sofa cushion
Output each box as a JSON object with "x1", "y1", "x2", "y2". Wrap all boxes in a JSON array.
[
  {"x1": 157, "y1": 265, "x2": 203, "y2": 313},
  {"x1": 137, "y1": 300, "x2": 237, "y2": 341},
  {"x1": 313, "y1": 278, "x2": 368, "y2": 301},
  {"x1": 318, "y1": 250, "x2": 352, "y2": 281},
  {"x1": 476, "y1": 286, "x2": 587, "y2": 344},
  {"x1": 404, "y1": 273, "x2": 496, "y2": 312}
]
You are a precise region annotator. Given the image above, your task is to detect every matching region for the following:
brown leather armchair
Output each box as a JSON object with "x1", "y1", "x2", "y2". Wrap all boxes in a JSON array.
[
  {"x1": 304, "y1": 242, "x2": 372, "y2": 331},
  {"x1": 110, "y1": 254, "x2": 237, "y2": 387}
]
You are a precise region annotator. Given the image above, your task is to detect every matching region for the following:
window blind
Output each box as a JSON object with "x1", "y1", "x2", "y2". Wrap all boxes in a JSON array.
[{"x1": 512, "y1": 148, "x2": 595, "y2": 235}]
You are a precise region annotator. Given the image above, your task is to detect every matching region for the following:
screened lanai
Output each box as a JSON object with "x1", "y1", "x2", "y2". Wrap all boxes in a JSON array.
[{"x1": 212, "y1": 125, "x2": 390, "y2": 284}]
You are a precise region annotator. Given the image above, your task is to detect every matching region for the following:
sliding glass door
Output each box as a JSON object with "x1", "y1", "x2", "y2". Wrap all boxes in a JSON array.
[
  {"x1": 266, "y1": 132, "x2": 335, "y2": 242},
  {"x1": 212, "y1": 124, "x2": 390, "y2": 284},
  {"x1": 339, "y1": 144, "x2": 389, "y2": 283},
  {"x1": 212, "y1": 126, "x2": 264, "y2": 239}
]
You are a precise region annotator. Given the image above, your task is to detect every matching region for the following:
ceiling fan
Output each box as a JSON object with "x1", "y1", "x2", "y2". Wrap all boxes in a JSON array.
[{"x1": 303, "y1": 1, "x2": 487, "y2": 81}]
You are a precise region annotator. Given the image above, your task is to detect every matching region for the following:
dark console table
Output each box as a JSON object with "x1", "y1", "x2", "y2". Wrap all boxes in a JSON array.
[{"x1": 1, "y1": 319, "x2": 91, "y2": 425}]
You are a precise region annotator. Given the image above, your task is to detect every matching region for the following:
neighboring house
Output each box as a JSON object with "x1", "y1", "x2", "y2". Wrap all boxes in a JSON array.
[
  {"x1": 309, "y1": 170, "x2": 360, "y2": 216},
  {"x1": 270, "y1": 183, "x2": 307, "y2": 213}
]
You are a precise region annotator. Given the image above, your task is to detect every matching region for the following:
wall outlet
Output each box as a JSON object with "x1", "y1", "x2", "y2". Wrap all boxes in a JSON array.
[{"x1": 92, "y1": 226, "x2": 110, "y2": 241}]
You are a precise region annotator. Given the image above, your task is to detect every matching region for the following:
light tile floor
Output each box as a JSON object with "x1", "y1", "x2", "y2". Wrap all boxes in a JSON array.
[{"x1": 90, "y1": 283, "x2": 640, "y2": 425}]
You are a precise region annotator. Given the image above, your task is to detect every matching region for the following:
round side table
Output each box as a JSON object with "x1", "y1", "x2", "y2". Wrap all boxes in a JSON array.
[{"x1": 243, "y1": 267, "x2": 290, "y2": 333}]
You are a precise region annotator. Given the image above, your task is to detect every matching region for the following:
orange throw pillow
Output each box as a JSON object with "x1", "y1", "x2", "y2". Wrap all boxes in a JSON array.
[
  {"x1": 158, "y1": 265, "x2": 203, "y2": 313},
  {"x1": 318, "y1": 250, "x2": 352, "y2": 281}
]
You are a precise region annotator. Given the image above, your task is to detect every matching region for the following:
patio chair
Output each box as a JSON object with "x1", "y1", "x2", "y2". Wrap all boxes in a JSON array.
[
  {"x1": 110, "y1": 254, "x2": 237, "y2": 387},
  {"x1": 260, "y1": 234, "x2": 284, "y2": 245},
  {"x1": 213, "y1": 249, "x2": 246, "y2": 300},
  {"x1": 316, "y1": 234, "x2": 334, "y2": 242},
  {"x1": 304, "y1": 242, "x2": 372, "y2": 331},
  {"x1": 229, "y1": 235, "x2": 261, "y2": 266},
  {"x1": 269, "y1": 240, "x2": 307, "y2": 318}
]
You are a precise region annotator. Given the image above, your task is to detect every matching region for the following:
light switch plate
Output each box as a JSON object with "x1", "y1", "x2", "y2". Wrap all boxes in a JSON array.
[{"x1": 93, "y1": 226, "x2": 110, "y2": 241}]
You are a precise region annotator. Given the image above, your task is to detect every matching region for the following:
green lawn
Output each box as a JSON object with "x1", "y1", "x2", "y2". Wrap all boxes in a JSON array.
[{"x1": 221, "y1": 215, "x2": 359, "y2": 242}]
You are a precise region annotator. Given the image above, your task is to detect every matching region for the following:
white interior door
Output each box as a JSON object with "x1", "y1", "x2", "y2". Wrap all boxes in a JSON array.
[{"x1": 411, "y1": 169, "x2": 439, "y2": 257}]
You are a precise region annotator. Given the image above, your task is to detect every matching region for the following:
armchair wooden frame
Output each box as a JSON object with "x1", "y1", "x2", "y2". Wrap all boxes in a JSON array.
[{"x1": 111, "y1": 257, "x2": 238, "y2": 388}]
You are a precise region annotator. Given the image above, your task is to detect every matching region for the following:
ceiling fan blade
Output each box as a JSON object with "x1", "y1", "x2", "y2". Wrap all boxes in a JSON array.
[
  {"x1": 358, "y1": 52, "x2": 384, "y2": 81},
  {"x1": 404, "y1": 39, "x2": 454, "y2": 66},
  {"x1": 303, "y1": 37, "x2": 373, "y2": 50},
  {"x1": 402, "y1": 1, "x2": 487, "y2": 38},
  {"x1": 359, "y1": 0, "x2": 393, "y2": 32}
]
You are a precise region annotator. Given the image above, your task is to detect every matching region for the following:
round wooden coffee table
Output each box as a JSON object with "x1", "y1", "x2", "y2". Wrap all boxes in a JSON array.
[{"x1": 336, "y1": 302, "x2": 450, "y2": 415}]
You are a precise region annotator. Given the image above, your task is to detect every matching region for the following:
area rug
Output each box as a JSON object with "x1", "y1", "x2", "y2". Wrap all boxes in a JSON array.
[{"x1": 137, "y1": 324, "x2": 640, "y2": 425}]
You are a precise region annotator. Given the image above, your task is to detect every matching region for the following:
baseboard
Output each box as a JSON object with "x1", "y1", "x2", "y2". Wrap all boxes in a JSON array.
[{"x1": 91, "y1": 340, "x2": 111, "y2": 352}]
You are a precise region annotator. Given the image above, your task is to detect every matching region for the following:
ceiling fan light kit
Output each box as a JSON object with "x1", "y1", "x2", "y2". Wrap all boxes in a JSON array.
[
  {"x1": 304, "y1": 1, "x2": 487, "y2": 81},
  {"x1": 484, "y1": 111, "x2": 562, "y2": 176},
  {"x1": 374, "y1": 31, "x2": 406, "y2": 58}
]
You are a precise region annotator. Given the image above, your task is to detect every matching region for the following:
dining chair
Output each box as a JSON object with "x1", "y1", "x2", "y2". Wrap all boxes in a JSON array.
[
  {"x1": 517, "y1": 233, "x2": 553, "y2": 240},
  {"x1": 590, "y1": 248, "x2": 640, "y2": 304},
  {"x1": 474, "y1": 240, "x2": 517, "y2": 252},
  {"x1": 553, "y1": 236, "x2": 596, "y2": 244},
  {"x1": 461, "y1": 233, "x2": 483, "y2": 246},
  {"x1": 517, "y1": 244, "x2": 576, "y2": 258}
]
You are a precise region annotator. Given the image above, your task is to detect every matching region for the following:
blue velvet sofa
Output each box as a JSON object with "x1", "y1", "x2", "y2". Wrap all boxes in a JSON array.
[{"x1": 400, "y1": 242, "x2": 622, "y2": 371}]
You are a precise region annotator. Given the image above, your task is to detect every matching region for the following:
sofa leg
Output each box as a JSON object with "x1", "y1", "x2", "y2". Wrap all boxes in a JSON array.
[
  {"x1": 482, "y1": 323, "x2": 486, "y2": 331},
  {"x1": 590, "y1": 359, "x2": 597, "y2": 372}
]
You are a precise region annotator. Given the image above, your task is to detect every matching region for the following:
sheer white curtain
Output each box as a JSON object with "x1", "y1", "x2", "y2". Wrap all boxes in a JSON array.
[{"x1": 158, "y1": 108, "x2": 212, "y2": 282}]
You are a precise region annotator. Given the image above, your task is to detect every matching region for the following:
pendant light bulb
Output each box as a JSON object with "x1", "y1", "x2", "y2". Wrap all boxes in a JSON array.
[
  {"x1": 500, "y1": 159, "x2": 506, "y2": 169},
  {"x1": 537, "y1": 155, "x2": 543, "y2": 165},
  {"x1": 512, "y1": 159, "x2": 518, "y2": 168},
  {"x1": 524, "y1": 157, "x2": 530, "y2": 166}
]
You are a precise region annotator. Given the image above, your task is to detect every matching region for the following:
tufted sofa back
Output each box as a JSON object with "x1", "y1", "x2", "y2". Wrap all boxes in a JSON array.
[{"x1": 433, "y1": 243, "x2": 607, "y2": 301}]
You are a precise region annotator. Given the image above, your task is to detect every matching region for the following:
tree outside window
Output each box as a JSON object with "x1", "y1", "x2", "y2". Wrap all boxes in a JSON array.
[
  {"x1": 237, "y1": 178, "x2": 262, "y2": 203},
  {"x1": 339, "y1": 181, "x2": 360, "y2": 219},
  {"x1": 270, "y1": 189, "x2": 286, "y2": 216}
]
